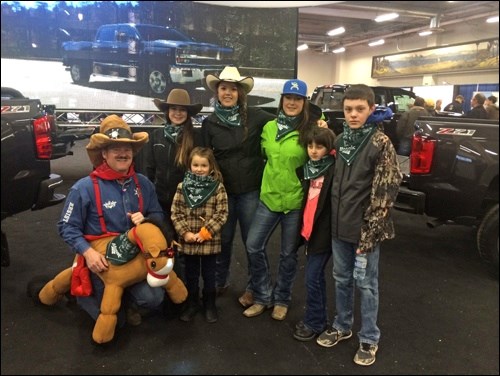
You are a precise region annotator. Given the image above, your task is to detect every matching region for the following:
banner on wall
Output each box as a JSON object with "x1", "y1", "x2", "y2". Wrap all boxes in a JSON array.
[{"x1": 1, "y1": 1, "x2": 298, "y2": 110}]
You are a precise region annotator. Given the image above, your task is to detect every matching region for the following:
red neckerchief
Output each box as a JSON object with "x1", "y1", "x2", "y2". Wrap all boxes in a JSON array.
[{"x1": 90, "y1": 161, "x2": 136, "y2": 180}]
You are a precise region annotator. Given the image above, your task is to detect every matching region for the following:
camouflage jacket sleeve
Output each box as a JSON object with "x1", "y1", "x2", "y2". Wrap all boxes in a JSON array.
[{"x1": 359, "y1": 132, "x2": 403, "y2": 252}]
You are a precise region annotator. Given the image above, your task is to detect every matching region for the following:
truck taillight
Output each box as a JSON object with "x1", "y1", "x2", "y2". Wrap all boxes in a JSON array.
[
  {"x1": 33, "y1": 116, "x2": 52, "y2": 159},
  {"x1": 410, "y1": 134, "x2": 436, "y2": 174}
]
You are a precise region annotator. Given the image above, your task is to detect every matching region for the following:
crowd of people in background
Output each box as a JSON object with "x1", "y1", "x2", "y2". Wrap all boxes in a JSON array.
[
  {"x1": 436, "y1": 93, "x2": 498, "y2": 119},
  {"x1": 397, "y1": 91, "x2": 498, "y2": 155}
]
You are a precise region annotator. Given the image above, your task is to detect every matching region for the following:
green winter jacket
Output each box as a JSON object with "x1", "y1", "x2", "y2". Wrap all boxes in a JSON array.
[{"x1": 260, "y1": 119, "x2": 308, "y2": 213}]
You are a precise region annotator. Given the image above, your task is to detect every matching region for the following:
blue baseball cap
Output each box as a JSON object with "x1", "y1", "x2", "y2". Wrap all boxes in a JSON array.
[{"x1": 281, "y1": 79, "x2": 307, "y2": 98}]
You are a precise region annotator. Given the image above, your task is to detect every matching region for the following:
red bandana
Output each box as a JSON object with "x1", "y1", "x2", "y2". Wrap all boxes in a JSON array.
[{"x1": 90, "y1": 162, "x2": 136, "y2": 180}]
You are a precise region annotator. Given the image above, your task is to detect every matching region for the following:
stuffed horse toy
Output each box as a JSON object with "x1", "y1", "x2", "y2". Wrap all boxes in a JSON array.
[{"x1": 29, "y1": 220, "x2": 187, "y2": 344}]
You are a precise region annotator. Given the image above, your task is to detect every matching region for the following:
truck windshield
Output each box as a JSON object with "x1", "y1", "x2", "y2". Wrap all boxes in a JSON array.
[
  {"x1": 135, "y1": 25, "x2": 193, "y2": 42},
  {"x1": 311, "y1": 88, "x2": 344, "y2": 110}
]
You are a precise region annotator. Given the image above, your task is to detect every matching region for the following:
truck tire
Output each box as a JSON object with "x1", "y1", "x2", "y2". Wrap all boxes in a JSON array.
[
  {"x1": 70, "y1": 64, "x2": 91, "y2": 84},
  {"x1": 147, "y1": 66, "x2": 171, "y2": 96},
  {"x1": 477, "y1": 204, "x2": 499, "y2": 275}
]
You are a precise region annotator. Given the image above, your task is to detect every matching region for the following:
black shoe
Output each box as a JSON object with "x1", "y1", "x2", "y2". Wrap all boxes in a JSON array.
[
  {"x1": 295, "y1": 320, "x2": 305, "y2": 330},
  {"x1": 179, "y1": 303, "x2": 201, "y2": 322},
  {"x1": 203, "y1": 291, "x2": 218, "y2": 323},
  {"x1": 216, "y1": 284, "x2": 230, "y2": 297},
  {"x1": 293, "y1": 324, "x2": 317, "y2": 342}
]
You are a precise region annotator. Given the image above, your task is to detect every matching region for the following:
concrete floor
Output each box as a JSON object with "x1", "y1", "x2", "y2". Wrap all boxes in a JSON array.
[{"x1": 1, "y1": 141, "x2": 498, "y2": 375}]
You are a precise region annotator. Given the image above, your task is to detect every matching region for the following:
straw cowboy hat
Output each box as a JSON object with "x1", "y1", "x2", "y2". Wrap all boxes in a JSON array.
[
  {"x1": 86, "y1": 114, "x2": 149, "y2": 167},
  {"x1": 153, "y1": 89, "x2": 203, "y2": 117},
  {"x1": 206, "y1": 66, "x2": 254, "y2": 94}
]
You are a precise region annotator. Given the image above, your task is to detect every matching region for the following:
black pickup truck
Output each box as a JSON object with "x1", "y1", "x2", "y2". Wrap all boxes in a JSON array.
[
  {"x1": 1, "y1": 88, "x2": 67, "y2": 267},
  {"x1": 395, "y1": 116, "x2": 499, "y2": 275},
  {"x1": 61, "y1": 23, "x2": 234, "y2": 96},
  {"x1": 310, "y1": 84, "x2": 416, "y2": 147}
]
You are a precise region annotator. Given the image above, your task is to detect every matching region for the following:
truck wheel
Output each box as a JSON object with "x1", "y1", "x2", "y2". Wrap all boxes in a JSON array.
[
  {"x1": 477, "y1": 204, "x2": 499, "y2": 275},
  {"x1": 147, "y1": 66, "x2": 171, "y2": 96},
  {"x1": 70, "y1": 64, "x2": 91, "y2": 84}
]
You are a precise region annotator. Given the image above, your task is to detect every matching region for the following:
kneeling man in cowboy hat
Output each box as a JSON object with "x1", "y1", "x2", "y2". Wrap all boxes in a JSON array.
[{"x1": 58, "y1": 114, "x2": 165, "y2": 327}]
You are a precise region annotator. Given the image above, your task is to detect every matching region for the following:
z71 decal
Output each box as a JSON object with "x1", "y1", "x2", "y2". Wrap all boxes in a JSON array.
[
  {"x1": 436, "y1": 128, "x2": 476, "y2": 136},
  {"x1": 1, "y1": 105, "x2": 30, "y2": 113}
]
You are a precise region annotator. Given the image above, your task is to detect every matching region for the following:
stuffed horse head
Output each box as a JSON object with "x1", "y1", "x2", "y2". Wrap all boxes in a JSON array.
[{"x1": 128, "y1": 220, "x2": 178, "y2": 288}]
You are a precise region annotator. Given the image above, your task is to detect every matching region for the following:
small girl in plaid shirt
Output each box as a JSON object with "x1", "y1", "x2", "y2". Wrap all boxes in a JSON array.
[{"x1": 171, "y1": 147, "x2": 228, "y2": 323}]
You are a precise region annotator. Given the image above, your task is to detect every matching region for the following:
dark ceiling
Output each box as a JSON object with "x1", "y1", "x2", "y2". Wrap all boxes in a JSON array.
[{"x1": 298, "y1": 1, "x2": 499, "y2": 52}]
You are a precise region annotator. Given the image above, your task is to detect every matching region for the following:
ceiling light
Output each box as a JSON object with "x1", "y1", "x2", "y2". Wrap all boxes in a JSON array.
[
  {"x1": 297, "y1": 43, "x2": 308, "y2": 51},
  {"x1": 419, "y1": 30, "x2": 433, "y2": 36},
  {"x1": 374, "y1": 13, "x2": 399, "y2": 22},
  {"x1": 327, "y1": 27, "x2": 345, "y2": 36},
  {"x1": 486, "y1": 16, "x2": 499, "y2": 23},
  {"x1": 368, "y1": 39, "x2": 385, "y2": 47},
  {"x1": 332, "y1": 46, "x2": 345, "y2": 54}
]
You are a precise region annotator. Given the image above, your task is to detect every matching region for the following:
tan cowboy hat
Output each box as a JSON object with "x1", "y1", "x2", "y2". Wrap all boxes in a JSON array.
[
  {"x1": 206, "y1": 66, "x2": 254, "y2": 94},
  {"x1": 153, "y1": 89, "x2": 203, "y2": 117},
  {"x1": 86, "y1": 114, "x2": 149, "y2": 167}
]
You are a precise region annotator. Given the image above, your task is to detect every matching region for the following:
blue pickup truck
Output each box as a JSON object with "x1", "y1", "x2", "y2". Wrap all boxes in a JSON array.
[{"x1": 61, "y1": 23, "x2": 234, "y2": 96}]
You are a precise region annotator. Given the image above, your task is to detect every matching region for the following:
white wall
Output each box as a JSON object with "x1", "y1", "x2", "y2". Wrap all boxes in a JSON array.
[{"x1": 298, "y1": 19, "x2": 499, "y2": 96}]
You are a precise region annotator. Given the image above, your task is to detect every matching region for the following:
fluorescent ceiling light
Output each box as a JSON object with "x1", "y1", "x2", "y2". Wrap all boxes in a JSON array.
[
  {"x1": 375, "y1": 13, "x2": 399, "y2": 22},
  {"x1": 297, "y1": 43, "x2": 308, "y2": 51},
  {"x1": 327, "y1": 26, "x2": 345, "y2": 36},
  {"x1": 368, "y1": 39, "x2": 385, "y2": 47},
  {"x1": 332, "y1": 46, "x2": 345, "y2": 54},
  {"x1": 419, "y1": 30, "x2": 433, "y2": 36},
  {"x1": 486, "y1": 16, "x2": 499, "y2": 23}
]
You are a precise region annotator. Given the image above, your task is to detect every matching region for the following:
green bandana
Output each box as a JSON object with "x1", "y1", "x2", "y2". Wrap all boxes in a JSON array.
[
  {"x1": 105, "y1": 232, "x2": 140, "y2": 265},
  {"x1": 164, "y1": 123, "x2": 182, "y2": 143},
  {"x1": 182, "y1": 171, "x2": 219, "y2": 208},
  {"x1": 214, "y1": 102, "x2": 241, "y2": 127},
  {"x1": 276, "y1": 110, "x2": 300, "y2": 141},
  {"x1": 338, "y1": 122, "x2": 377, "y2": 166},
  {"x1": 303, "y1": 155, "x2": 335, "y2": 180}
]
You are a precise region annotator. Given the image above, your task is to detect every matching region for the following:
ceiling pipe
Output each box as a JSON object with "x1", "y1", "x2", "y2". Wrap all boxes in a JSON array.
[
  {"x1": 299, "y1": 4, "x2": 434, "y2": 19},
  {"x1": 299, "y1": 1, "x2": 494, "y2": 19},
  {"x1": 299, "y1": 11, "x2": 496, "y2": 49}
]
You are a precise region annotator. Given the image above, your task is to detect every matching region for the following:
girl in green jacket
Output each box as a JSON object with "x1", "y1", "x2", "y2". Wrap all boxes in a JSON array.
[{"x1": 243, "y1": 79, "x2": 323, "y2": 321}]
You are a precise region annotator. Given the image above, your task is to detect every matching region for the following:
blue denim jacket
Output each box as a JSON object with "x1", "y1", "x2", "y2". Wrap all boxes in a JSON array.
[{"x1": 58, "y1": 173, "x2": 163, "y2": 254}]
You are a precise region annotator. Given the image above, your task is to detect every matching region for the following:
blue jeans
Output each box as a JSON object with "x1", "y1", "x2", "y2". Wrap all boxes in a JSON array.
[
  {"x1": 246, "y1": 201, "x2": 301, "y2": 307},
  {"x1": 77, "y1": 272, "x2": 165, "y2": 326},
  {"x1": 331, "y1": 238, "x2": 381, "y2": 345},
  {"x1": 303, "y1": 250, "x2": 331, "y2": 333},
  {"x1": 216, "y1": 190, "x2": 259, "y2": 290}
]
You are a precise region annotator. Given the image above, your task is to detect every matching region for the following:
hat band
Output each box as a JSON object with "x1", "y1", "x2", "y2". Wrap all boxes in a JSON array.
[{"x1": 105, "y1": 128, "x2": 132, "y2": 140}]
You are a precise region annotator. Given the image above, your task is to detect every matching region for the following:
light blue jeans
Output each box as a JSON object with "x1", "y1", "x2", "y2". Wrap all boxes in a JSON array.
[
  {"x1": 331, "y1": 238, "x2": 381, "y2": 345},
  {"x1": 216, "y1": 190, "x2": 260, "y2": 290},
  {"x1": 246, "y1": 201, "x2": 302, "y2": 307}
]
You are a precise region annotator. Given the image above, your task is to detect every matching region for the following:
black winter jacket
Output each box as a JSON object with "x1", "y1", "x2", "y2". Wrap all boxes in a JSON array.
[
  {"x1": 296, "y1": 162, "x2": 335, "y2": 255},
  {"x1": 201, "y1": 107, "x2": 274, "y2": 195},
  {"x1": 144, "y1": 127, "x2": 203, "y2": 211}
]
